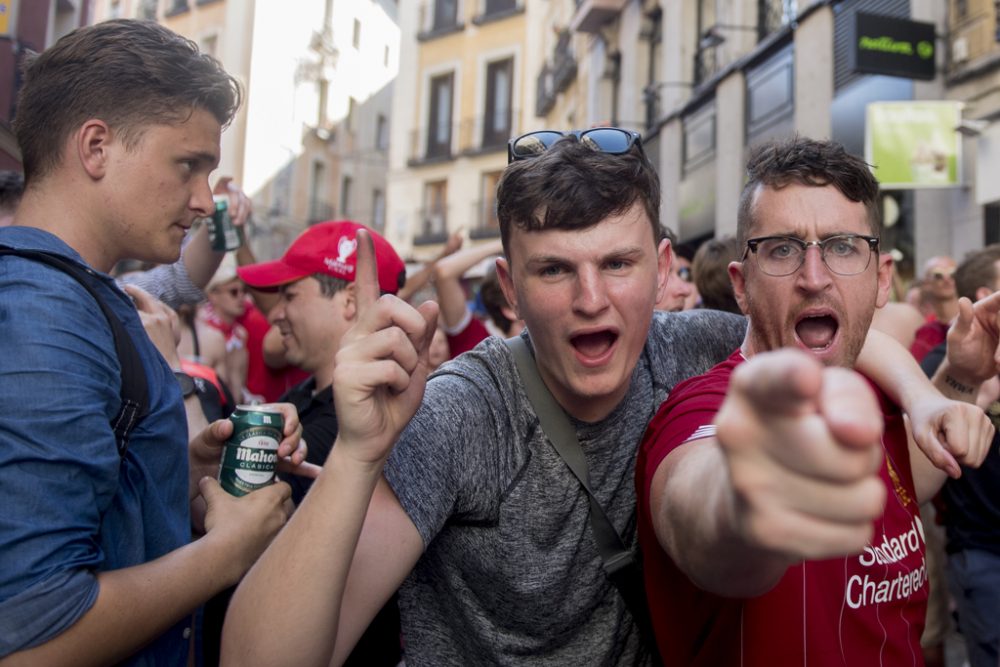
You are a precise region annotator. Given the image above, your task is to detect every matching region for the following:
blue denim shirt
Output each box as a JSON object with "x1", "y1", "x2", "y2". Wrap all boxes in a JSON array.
[{"x1": 0, "y1": 227, "x2": 190, "y2": 665}]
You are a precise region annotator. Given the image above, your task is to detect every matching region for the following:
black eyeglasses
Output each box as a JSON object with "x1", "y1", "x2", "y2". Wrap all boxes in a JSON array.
[
  {"x1": 507, "y1": 127, "x2": 643, "y2": 164},
  {"x1": 742, "y1": 234, "x2": 880, "y2": 277}
]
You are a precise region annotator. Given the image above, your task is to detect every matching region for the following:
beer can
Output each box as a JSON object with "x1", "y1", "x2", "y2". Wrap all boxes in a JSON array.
[
  {"x1": 218, "y1": 405, "x2": 284, "y2": 497},
  {"x1": 209, "y1": 195, "x2": 241, "y2": 252}
]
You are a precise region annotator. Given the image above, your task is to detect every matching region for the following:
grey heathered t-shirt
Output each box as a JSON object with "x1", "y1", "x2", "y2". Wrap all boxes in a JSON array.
[{"x1": 383, "y1": 309, "x2": 747, "y2": 666}]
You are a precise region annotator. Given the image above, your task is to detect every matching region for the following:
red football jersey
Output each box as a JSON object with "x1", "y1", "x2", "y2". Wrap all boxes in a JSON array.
[{"x1": 637, "y1": 350, "x2": 928, "y2": 666}]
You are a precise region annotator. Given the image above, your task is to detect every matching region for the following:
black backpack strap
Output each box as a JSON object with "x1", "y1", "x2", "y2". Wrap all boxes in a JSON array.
[
  {"x1": 0, "y1": 247, "x2": 149, "y2": 458},
  {"x1": 505, "y1": 335, "x2": 663, "y2": 665}
]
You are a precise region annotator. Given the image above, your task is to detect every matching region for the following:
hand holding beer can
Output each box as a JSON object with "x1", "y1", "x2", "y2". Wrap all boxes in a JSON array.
[{"x1": 219, "y1": 405, "x2": 284, "y2": 496}]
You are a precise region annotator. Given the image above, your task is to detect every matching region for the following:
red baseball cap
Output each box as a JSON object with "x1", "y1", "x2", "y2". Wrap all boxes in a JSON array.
[{"x1": 237, "y1": 221, "x2": 405, "y2": 294}]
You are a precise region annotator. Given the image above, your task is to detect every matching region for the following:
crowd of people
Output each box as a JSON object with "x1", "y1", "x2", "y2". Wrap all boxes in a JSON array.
[{"x1": 1, "y1": 18, "x2": 998, "y2": 667}]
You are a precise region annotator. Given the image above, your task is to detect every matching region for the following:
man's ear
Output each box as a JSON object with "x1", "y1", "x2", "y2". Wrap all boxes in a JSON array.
[
  {"x1": 342, "y1": 283, "x2": 359, "y2": 322},
  {"x1": 875, "y1": 252, "x2": 893, "y2": 309},
  {"x1": 728, "y1": 260, "x2": 749, "y2": 315},
  {"x1": 655, "y1": 238, "x2": 671, "y2": 304},
  {"x1": 76, "y1": 119, "x2": 114, "y2": 181},
  {"x1": 495, "y1": 256, "x2": 521, "y2": 319},
  {"x1": 975, "y1": 286, "x2": 994, "y2": 302}
]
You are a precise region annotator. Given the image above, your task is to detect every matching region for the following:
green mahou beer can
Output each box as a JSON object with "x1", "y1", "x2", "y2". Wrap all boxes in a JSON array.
[
  {"x1": 219, "y1": 405, "x2": 284, "y2": 497},
  {"x1": 209, "y1": 195, "x2": 242, "y2": 252}
]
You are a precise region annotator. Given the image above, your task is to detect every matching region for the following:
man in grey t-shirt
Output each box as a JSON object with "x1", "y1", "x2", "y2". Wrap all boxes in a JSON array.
[{"x1": 224, "y1": 131, "x2": 745, "y2": 665}]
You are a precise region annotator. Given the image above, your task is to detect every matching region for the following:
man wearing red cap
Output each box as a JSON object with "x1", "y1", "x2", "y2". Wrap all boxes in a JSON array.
[
  {"x1": 237, "y1": 220, "x2": 405, "y2": 666},
  {"x1": 238, "y1": 219, "x2": 404, "y2": 502}
]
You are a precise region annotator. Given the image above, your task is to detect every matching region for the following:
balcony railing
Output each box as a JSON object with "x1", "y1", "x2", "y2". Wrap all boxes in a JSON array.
[
  {"x1": 165, "y1": 0, "x2": 190, "y2": 17},
  {"x1": 758, "y1": 0, "x2": 796, "y2": 39},
  {"x1": 308, "y1": 201, "x2": 334, "y2": 225},
  {"x1": 536, "y1": 31, "x2": 577, "y2": 117},
  {"x1": 537, "y1": 64, "x2": 556, "y2": 117},
  {"x1": 693, "y1": 47, "x2": 718, "y2": 86},
  {"x1": 408, "y1": 112, "x2": 520, "y2": 165},
  {"x1": 693, "y1": 1, "x2": 796, "y2": 86},
  {"x1": 470, "y1": 198, "x2": 500, "y2": 239},
  {"x1": 414, "y1": 207, "x2": 450, "y2": 245}
]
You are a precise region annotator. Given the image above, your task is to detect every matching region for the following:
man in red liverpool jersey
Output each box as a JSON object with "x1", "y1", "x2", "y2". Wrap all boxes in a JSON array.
[{"x1": 637, "y1": 136, "x2": 997, "y2": 666}]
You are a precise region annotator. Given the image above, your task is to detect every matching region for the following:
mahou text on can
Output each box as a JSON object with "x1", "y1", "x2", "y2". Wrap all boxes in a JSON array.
[{"x1": 219, "y1": 405, "x2": 283, "y2": 497}]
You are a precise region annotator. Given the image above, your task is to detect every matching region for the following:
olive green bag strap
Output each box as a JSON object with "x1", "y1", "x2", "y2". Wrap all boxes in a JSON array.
[{"x1": 504, "y1": 335, "x2": 663, "y2": 665}]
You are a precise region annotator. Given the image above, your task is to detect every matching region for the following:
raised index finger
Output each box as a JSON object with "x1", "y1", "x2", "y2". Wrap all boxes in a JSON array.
[
  {"x1": 354, "y1": 228, "x2": 381, "y2": 315},
  {"x1": 974, "y1": 290, "x2": 1000, "y2": 328}
]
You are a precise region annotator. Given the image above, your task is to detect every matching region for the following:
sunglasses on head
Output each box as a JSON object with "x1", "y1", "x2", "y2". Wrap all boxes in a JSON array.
[{"x1": 507, "y1": 127, "x2": 643, "y2": 164}]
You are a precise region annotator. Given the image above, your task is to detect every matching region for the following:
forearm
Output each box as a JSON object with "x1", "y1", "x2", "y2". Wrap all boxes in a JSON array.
[
  {"x1": 654, "y1": 442, "x2": 793, "y2": 598},
  {"x1": 261, "y1": 325, "x2": 288, "y2": 369},
  {"x1": 182, "y1": 225, "x2": 225, "y2": 290},
  {"x1": 433, "y1": 239, "x2": 502, "y2": 282},
  {"x1": 0, "y1": 535, "x2": 240, "y2": 667},
  {"x1": 234, "y1": 236, "x2": 257, "y2": 267},
  {"x1": 909, "y1": 436, "x2": 948, "y2": 503},
  {"x1": 226, "y1": 347, "x2": 248, "y2": 402},
  {"x1": 434, "y1": 272, "x2": 470, "y2": 329},
  {"x1": 857, "y1": 329, "x2": 939, "y2": 409},
  {"x1": 185, "y1": 394, "x2": 213, "y2": 501},
  {"x1": 931, "y1": 360, "x2": 981, "y2": 403},
  {"x1": 396, "y1": 264, "x2": 434, "y2": 303},
  {"x1": 222, "y1": 444, "x2": 383, "y2": 666}
]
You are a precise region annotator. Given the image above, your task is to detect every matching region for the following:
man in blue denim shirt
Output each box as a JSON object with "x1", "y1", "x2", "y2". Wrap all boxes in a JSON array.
[{"x1": 0, "y1": 20, "x2": 296, "y2": 666}]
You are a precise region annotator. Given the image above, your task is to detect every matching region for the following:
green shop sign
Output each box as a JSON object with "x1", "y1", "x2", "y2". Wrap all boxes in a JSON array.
[{"x1": 850, "y1": 12, "x2": 936, "y2": 80}]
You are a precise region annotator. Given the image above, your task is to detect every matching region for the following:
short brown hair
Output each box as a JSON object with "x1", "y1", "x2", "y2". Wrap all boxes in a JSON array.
[
  {"x1": 737, "y1": 137, "x2": 881, "y2": 249},
  {"x1": 955, "y1": 245, "x2": 1000, "y2": 301},
  {"x1": 312, "y1": 274, "x2": 351, "y2": 298},
  {"x1": 496, "y1": 136, "x2": 660, "y2": 258},
  {"x1": 479, "y1": 265, "x2": 514, "y2": 335},
  {"x1": 693, "y1": 236, "x2": 741, "y2": 313},
  {"x1": 14, "y1": 19, "x2": 241, "y2": 183}
]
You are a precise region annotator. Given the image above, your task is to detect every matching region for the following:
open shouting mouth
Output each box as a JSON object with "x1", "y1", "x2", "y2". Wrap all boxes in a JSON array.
[
  {"x1": 794, "y1": 311, "x2": 839, "y2": 352},
  {"x1": 570, "y1": 329, "x2": 619, "y2": 366}
]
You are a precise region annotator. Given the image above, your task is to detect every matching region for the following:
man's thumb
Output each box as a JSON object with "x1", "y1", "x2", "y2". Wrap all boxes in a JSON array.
[{"x1": 199, "y1": 476, "x2": 225, "y2": 503}]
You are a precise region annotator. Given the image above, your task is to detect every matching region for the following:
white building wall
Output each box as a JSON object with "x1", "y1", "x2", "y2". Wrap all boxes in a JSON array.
[
  {"x1": 794, "y1": 5, "x2": 833, "y2": 140},
  {"x1": 715, "y1": 72, "x2": 744, "y2": 237},
  {"x1": 386, "y1": 0, "x2": 420, "y2": 253},
  {"x1": 616, "y1": 1, "x2": 641, "y2": 129}
]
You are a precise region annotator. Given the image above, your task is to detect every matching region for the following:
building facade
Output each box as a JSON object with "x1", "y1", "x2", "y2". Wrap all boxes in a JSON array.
[
  {"x1": 387, "y1": 0, "x2": 530, "y2": 257},
  {"x1": 0, "y1": 0, "x2": 92, "y2": 170},
  {"x1": 541, "y1": 0, "x2": 1000, "y2": 283},
  {"x1": 91, "y1": 0, "x2": 399, "y2": 260}
]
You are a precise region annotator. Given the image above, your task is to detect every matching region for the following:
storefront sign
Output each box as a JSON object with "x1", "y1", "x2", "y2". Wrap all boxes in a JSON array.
[
  {"x1": 865, "y1": 101, "x2": 962, "y2": 189},
  {"x1": 975, "y1": 122, "x2": 1000, "y2": 205},
  {"x1": 850, "y1": 13, "x2": 936, "y2": 80}
]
